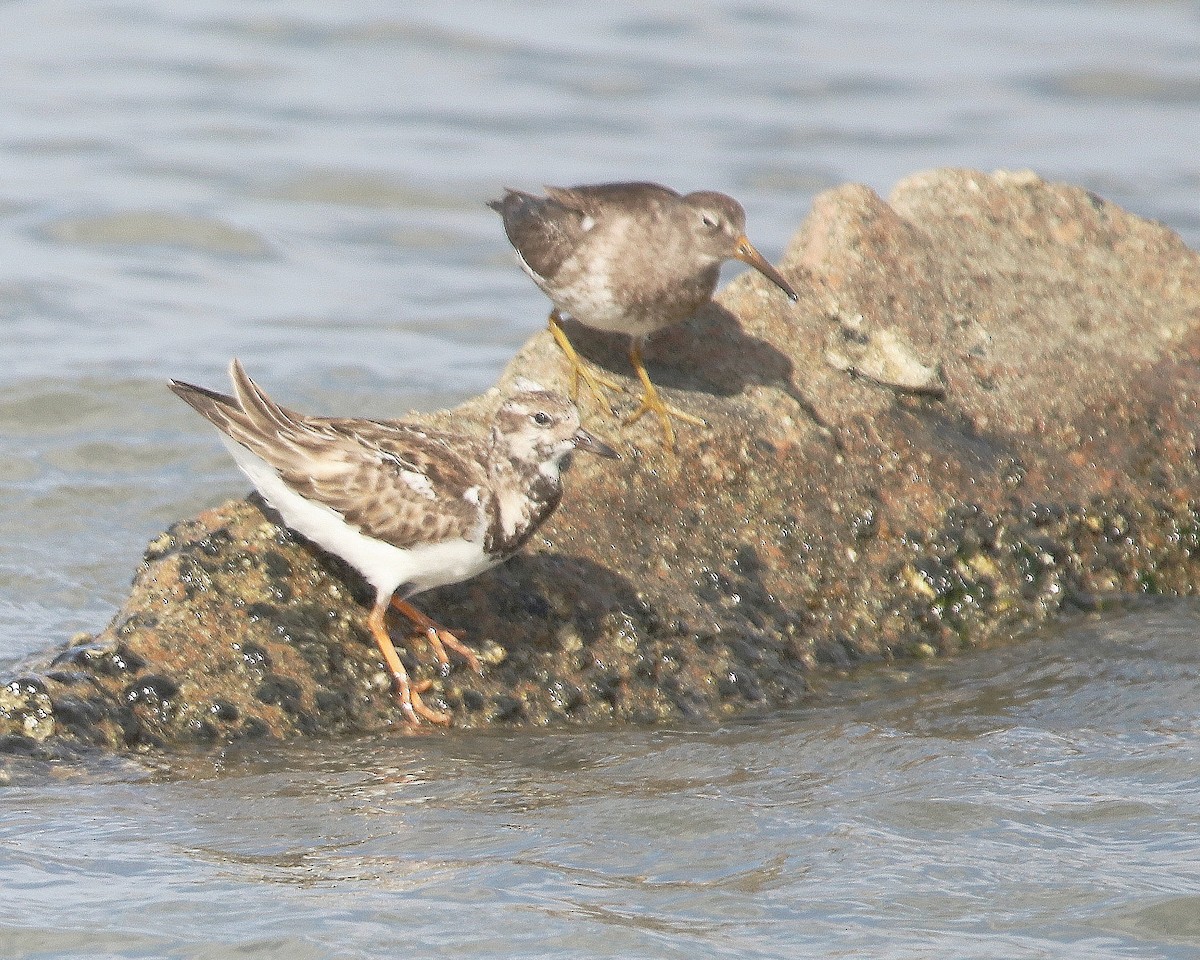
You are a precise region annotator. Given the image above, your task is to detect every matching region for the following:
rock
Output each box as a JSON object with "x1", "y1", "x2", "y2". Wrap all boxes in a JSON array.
[
  {"x1": 7, "y1": 168, "x2": 1200, "y2": 754},
  {"x1": 824, "y1": 315, "x2": 944, "y2": 395}
]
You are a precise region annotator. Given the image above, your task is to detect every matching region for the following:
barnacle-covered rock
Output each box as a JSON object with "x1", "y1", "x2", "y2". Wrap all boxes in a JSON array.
[{"x1": 6, "y1": 168, "x2": 1200, "y2": 752}]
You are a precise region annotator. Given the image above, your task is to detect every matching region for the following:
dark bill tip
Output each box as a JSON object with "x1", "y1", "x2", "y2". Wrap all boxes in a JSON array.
[
  {"x1": 734, "y1": 236, "x2": 799, "y2": 302},
  {"x1": 573, "y1": 428, "x2": 620, "y2": 460}
]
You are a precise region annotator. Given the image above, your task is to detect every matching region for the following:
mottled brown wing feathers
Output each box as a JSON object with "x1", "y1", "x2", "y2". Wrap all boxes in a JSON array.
[
  {"x1": 171, "y1": 362, "x2": 488, "y2": 550},
  {"x1": 168, "y1": 377, "x2": 240, "y2": 431},
  {"x1": 492, "y1": 183, "x2": 685, "y2": 284},
  {"x1": 229, "y1": 358, "x2": 298, "y2": 437},
  {"x1": 275, "y1": 424, "x2": 487, "y2": 550}
]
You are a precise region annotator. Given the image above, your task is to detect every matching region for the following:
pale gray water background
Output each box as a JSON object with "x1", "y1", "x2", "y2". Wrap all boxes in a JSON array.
[{"x1": 2, "y1": 1, "x2": 1200, "y2": 956}]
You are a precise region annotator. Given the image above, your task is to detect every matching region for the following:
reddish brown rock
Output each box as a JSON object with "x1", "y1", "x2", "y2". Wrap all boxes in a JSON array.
[{"x1": 6, "y1": 168, "x2": 1200, "y2": 754}]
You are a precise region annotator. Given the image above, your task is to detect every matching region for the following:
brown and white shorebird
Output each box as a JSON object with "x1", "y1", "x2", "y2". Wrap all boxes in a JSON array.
[
  {"x1": 170, "y1": 360, "x2": 617, "y2": 726},
  {"x1": 489, "y1": 181, "x2": 799, "y2": 447}
]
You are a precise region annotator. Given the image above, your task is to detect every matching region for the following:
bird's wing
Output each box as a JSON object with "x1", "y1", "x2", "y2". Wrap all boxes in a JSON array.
[
  {"x1": 172, "y1": 361, "x2": 487, "y2": 549},
  {"x1": 543, "y1": 181, "x2": 680, "y2": 217},
  {"x1": 490, "y1": 188, "x2": 588, "y2": 282},
  {"x1": 491, "y1": 183, "x2": 680, "y2": 282}
]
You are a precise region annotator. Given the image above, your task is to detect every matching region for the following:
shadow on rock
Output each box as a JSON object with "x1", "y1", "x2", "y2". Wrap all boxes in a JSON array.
[
  {"x1": 250, "y1": 497, "x2": 660, "y2": 728},
  {"x1": 560, "y1": 302, "x2": 797, "y2": 400}
]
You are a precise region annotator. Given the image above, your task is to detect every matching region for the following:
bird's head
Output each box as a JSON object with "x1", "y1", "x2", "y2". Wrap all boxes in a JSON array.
[
  {"x1": 684, "y1": 191, "x2": 799, "y2": 302},
  {"x1": 493, "y1": 380, "x2": 619, "y2": 476}
]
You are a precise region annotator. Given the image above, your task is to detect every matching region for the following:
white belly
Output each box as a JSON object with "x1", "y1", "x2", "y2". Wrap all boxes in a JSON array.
[
  {"x1": 224, "y1": 439, "x2": 495, "y2": 600},
  {"x1": 517, "y1": 243, "x2": 664, "y2": 337}
]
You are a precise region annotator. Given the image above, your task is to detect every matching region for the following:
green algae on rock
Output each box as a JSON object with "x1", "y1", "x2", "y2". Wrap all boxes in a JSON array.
[{"x1": 5, "y1": 168, "x2": 1200, "y2": 753}]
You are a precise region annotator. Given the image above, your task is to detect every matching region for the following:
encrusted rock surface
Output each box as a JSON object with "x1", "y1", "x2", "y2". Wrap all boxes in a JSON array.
[{"x1": 6, "y1": 168, "x2": 1200, "y2": 755}]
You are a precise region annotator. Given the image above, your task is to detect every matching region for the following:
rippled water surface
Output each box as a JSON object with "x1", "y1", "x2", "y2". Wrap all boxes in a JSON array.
[
  {"x1": 2, "y1": 1, "x2": 1200, "y2": 957},
  {"x1": 5, "y1": 606, "x2": 1200, "y2": 958}
]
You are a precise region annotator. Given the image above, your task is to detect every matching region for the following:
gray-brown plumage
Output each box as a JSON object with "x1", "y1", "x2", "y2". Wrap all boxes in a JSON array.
[
  {"x1": 170, "y1": 359, "x2": 617, "y2": 725},
  {"x1": 489, "y1": 181, "x2": 799, "y2": 446}
]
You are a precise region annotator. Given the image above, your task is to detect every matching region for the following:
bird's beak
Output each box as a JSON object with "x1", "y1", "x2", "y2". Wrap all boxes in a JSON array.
[
  {"x1": 733, "y1": 236, "x2": 799, "y2": 302},
  {"x1": 572, "y1": 428, "x2": 620, "y2": 459}
]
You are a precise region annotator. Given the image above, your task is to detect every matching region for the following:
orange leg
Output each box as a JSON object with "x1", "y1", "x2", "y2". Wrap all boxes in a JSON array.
[
  {"x1": 548, "y1": 310, "x2": 623, "y2": 415},
  {"x1": 390, "y1": 596, "x2": 482, "y2": 675},
  {"x1": 367, "y1": 601, "x2": 451, "y2": 726}
]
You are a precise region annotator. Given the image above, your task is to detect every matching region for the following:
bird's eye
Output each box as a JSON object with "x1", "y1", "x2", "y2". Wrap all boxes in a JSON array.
[
  {"x1": 532, "y1": 411, "x2": 552, "y2": 426},
  {"x1": 701, "y1": 214, "x2": 720, "y2": 230}
]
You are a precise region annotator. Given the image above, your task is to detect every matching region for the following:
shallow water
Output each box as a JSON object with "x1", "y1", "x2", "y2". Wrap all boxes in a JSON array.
[
  {"x1": 4, "y1": 605, "x2": 1200, "y2": 958},
  {"x1": 2, "y1": 1, "x2": 1200, "y2": 957}
]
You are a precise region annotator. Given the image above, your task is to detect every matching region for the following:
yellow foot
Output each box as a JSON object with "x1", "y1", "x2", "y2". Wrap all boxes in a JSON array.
[
  {"x1": 624, "y1": 341, "x2": 706, "y2": 449},
  {"x1": 548, "y1": 311, "x2": 624, "y2": 415},
  {"x1": 625, "y1": 390, "x2": 706, "y2": 449}
]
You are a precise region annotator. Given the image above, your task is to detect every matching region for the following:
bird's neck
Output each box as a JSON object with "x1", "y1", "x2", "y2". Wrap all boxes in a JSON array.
[{"x1": 483, "y1": 439, "x2": 565, "y2": 557}]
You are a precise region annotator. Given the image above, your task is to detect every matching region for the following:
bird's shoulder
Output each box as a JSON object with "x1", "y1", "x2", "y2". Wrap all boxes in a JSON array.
[
  {"x1": 275, "y1": 417, "x2": 493, "y2": 549},
  {"x1": 544, "y1": 182, "x2": 681, "y2": 217},
  {"x1": 494, "y1": 182, "x2": 681, "y2": 282}
]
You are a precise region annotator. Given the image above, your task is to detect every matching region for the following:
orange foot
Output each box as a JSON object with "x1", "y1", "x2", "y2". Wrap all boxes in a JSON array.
[
  {"x1": 367, "y1": 602, "x2": 452, "y2": 725},
  {"x1": 390, "y1": 596, "x2": 482, "y2": 675}
]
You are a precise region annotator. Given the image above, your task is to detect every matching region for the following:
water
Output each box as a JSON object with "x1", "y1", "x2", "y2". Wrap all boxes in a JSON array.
[
  {"x1": 1, "y1": 0, "x2": 1199, "y2": 956},
  {"x1": 4, "y1": 606, "x2": 1200, "y2": 958}
]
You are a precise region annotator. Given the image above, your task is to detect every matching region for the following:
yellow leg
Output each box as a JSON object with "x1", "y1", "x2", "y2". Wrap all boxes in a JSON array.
[
  {"x1": 548, "y1": 310, "x2": 623, "y2": 415},
  {"x1": 390, "y1": 596, "x2": 482, "y2": 675},
  {"x1": 368, "y1": 600, "x2": 451, "y2": 726},
  {"x1": 623, "y1": 340, "x2": 706, "y2": 448}
]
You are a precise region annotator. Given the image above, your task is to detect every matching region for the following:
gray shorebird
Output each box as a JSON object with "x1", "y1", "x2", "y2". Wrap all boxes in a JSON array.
[
  {"x1": 170, "y1": 360, "x2": 618, "y2": 726},
  {"x1": 489, "y1": 181, "x2": 799, "y2": 447}
]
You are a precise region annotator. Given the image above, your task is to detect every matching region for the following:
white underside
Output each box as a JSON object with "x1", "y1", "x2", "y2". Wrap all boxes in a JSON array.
[
  {"x1": 516, "y1": 244, "x2": 654, "y2": 336},
  {"x1": 224, "y1": 438, "x2": 496, "y2": 600}
]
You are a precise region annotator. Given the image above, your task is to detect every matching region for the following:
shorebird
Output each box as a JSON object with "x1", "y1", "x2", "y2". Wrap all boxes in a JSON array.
[
  {"x1": 490, "y1": 181, "x2": 799, "y2": 447},
  {"x1": 170, "y1": 360, "x2": 618, "y2": 725}
]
